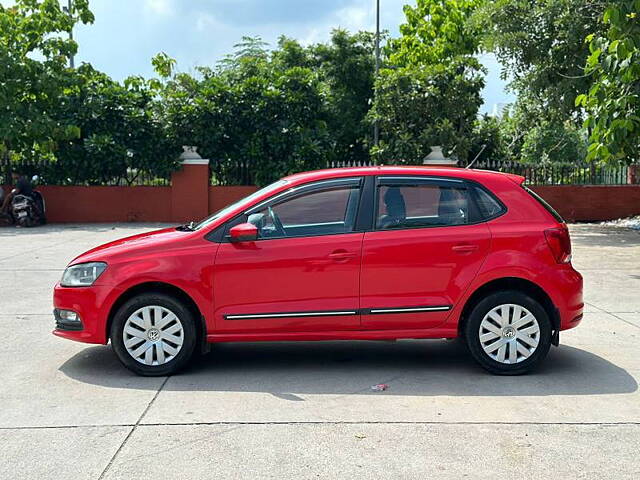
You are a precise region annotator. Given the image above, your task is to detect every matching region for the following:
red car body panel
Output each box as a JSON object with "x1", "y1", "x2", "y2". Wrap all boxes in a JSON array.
[
  {"x1": 360, "y1": 223, "x2": 491, "y2": 330},
  {"x1": 213, "y1": 233, "x2": 364, "y2": 333},
  {"x1": 52, "y1": 166, "x2": 583, "y2": 346}
]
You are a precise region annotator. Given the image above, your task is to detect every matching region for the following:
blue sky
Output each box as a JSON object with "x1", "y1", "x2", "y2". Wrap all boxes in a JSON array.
[{"x1": 13, "y1": 0, "x2": 516, "y2": 113}]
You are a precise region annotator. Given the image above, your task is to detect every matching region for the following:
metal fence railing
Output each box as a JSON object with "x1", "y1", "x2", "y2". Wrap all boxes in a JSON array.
[
  {"x1": 0, "y1": 158, "x2": 171, "y2": 186},
  {"x1": 325, "y1": 159, "x2": 630, "y2": 186},
  {"x1": 3, "y1": 156, "x2": 631, "y2": 187},
  {"x1": 210, "y1": 159, "x2": 253, "y2": 186},
  {"x1": 209, "y1": 159, "x2": 377, "y2": 186},
  {"x1": 469, "y1": 160, "x2": 629, "y2": 185},
  {"x1": 327, "y1": 159, "x2": 375, "y2": 169}
]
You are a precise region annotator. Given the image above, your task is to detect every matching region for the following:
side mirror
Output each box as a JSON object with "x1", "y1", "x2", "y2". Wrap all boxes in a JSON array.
[{"x1": 229, "y1": 222, "x2": 258, "y2": 243}]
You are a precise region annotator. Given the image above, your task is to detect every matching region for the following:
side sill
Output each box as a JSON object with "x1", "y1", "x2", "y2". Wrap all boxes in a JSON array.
[{"x1": 207, "y1": 328, "x2": 459, "y2": 343}]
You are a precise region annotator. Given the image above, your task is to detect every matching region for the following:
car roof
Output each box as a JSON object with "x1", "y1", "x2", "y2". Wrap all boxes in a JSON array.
[{"x1": 283, "y1": 166, "x2": 524, "y2": 186}]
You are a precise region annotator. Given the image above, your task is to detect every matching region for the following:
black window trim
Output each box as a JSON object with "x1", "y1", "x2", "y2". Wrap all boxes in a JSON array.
[
  {"x1": 522, "y1": 185, "x2": 564, "y2": 223},
  {"x1": 206, "y1": 173, "x2": 507, "y2": 242},
  {"x1": 372, "y1": 175, "x2": 507, "y2": 232}
]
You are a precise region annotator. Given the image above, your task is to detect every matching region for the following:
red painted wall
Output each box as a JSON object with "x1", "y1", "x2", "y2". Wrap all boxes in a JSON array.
[
  {"x1": 2, "y1": 178, "x2": 639, "y2": 224},
  {"x1": 38, "y1": 186, "x2": 172, "y2": 223},
  {"x1": 531, "y1": 185, "x2": 640, "y2": 222}
]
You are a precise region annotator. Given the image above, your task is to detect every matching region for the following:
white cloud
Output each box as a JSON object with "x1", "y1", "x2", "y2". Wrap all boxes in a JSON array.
[
  {"x1": 333, "y1": 4, "x2": 374, "y2": 32},
  {"x1": 144, "y1": 0, "x2": 174, "y2": 16}
]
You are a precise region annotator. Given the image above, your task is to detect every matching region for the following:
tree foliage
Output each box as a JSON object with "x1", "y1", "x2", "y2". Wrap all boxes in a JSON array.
[
  {"x1": 372, "y1": 0, "x2": 485, "y2": 163},
  {"x1": 158, "y1": 30, "x2": 376, "y2": 185},
  {"x1": 369, "y1": 60, "x2": 484, "y2": 163},
  {"x1": 476, "y1": 0, "x2": 605, "y2": 120},
  {"x1": 4, "y1": 0, "x2": 627, "y2": 186},
  {"x1": 481, "y1": 100, "x2": 587, "y2": 165},
  {"x1": 473, "y1": 0, "x2": 605, "y2": 165},
  {"x1": 157, "y1": 39, "x2": 333, "y2": 186},
  {"x1": 50, "y1": 65, "x2": 180, "y2": 185},
  {"x1": 577, "y1": 1, "x2": 640, "y2": 164},
  {"x1": 467, "y1": 114, "x2": 508, "y2": 165},
  {"x1": 0, "y1": 0, "x2": 94, "y2": 158},
  {"x1": 303, "y1": 30, "x2": 377, "y2": 165},
  {"x1": 389, "y1": 0, "x2": 483, "y2": 65}
]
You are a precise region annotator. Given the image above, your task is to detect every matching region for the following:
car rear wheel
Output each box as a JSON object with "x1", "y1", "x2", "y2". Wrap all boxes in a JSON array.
[
  {"x1": 110, "y1": 293, "x2": 197, "y2": 376},
  {"x1": 464, "y1": 291, "x2": 552, "y2": 375}
]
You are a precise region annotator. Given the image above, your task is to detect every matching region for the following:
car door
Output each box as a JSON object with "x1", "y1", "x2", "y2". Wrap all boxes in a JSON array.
[
  {"x1": 213, "y1": 177, "x2": 365, "y2": 333},
  {"x1": 360, "y1": 176, "x2": 493, "y2": 330}
]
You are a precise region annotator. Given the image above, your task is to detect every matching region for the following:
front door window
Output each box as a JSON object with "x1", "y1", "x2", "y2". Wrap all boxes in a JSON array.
[{"x1": 248, "y1": 180, "x2": 361, "y2": 239}]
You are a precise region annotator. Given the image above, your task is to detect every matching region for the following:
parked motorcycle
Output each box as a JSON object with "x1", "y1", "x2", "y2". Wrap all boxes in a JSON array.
[
  {"x1": 10, "y1": 192, "x2": 46, "y2": 227},
  {"x1": 8, "y1": 176, "x2": 46, "y2": 227}
]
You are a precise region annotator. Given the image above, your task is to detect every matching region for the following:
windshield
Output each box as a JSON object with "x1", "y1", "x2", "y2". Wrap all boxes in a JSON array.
[{"x1": 192, "y1": 180, "x2": 289, "y2": 231}]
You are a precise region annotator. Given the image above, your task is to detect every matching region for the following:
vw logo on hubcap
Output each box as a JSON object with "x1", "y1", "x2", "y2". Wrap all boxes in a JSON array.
[
  {"x1": 147, "y1": 328, "x2": 160, "y2": 341},
  {"x1": 502, "y1": 327, "x2": 516, "y2": 339}
]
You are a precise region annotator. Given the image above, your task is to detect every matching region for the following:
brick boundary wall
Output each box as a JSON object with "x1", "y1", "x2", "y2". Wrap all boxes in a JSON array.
[
  {"x1": 2, "y1": 164, "x2": 639, "y2": 223},
  {"x1": 530, "y1": 185, "x2": 640, "y2": 222}
]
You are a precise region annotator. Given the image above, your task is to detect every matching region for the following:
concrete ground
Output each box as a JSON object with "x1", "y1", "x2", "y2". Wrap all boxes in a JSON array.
[{"x1": 0, "y1": 223, "x2": 638, "y2": 479}]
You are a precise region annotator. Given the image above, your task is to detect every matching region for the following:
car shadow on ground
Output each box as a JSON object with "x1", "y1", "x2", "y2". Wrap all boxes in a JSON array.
[{"x1": 59, "y1": 339, "x2": 637, "y2": 397}]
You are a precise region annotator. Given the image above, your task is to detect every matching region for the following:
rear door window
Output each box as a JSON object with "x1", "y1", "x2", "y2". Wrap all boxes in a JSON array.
[{"x1": 375, "y1": 177, "x2": 478, "y2": 229}]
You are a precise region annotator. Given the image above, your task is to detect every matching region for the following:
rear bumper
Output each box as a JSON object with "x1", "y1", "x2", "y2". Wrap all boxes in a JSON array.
[
  {"x1": 553, "y1": 266, "x2": 584, "y2": 331},
  {"x1": 52, "y1": 283, "x2": 120, "y2": 344}
]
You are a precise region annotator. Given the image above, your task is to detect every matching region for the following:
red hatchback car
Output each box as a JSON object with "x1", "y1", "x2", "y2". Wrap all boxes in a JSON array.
[{"x1": 53, "y1": 167, "x2": 583, "y2": 376}]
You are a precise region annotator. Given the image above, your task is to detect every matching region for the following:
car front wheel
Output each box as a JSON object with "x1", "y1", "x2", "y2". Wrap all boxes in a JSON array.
[
  {"x1": 110, "y1": 293, "x2": 197, "y2": 376},
  {"x1": 464, "y1": 291, "x2": 552, "y2": 375}
]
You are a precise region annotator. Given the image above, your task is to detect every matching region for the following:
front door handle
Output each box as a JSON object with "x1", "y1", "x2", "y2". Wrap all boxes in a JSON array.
[
  {"x1": 328, "y1": 250, "x2": 357, "y2": 262},
  {"x1": 452, "y1": 244, "x2": 479, "y2": 254}
]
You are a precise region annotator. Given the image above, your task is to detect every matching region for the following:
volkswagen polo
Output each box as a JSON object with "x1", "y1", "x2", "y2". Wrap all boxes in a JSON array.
[{"x1": 53, "y1": 166, "x2": 583, "y2": 376}]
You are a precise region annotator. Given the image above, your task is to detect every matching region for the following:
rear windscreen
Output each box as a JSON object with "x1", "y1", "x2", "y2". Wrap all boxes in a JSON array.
[{"x1": 523, "y1": 186, "x2": 564, "y2": 223}]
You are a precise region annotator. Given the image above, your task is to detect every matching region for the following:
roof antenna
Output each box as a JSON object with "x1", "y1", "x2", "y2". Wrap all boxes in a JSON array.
[{"x1": 466, "y1": 144, "x2": 487, "y2": 169}]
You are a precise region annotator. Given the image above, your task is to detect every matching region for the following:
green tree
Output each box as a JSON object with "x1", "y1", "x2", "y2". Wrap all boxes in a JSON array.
[
  {"x1": 487, "y1": 100, "x2": 587, "y2": 165},
  {"x1": 467, "y1": 114, "x2": 508, "y2": 165},
  {"x1": 0, "y1": 0, "x2": 94, "y2": 161},
  {"x1": 372, "y1": 0, "x2": 485, "y2": 163},
  {"x1": 51, "y1": 65, "x2": 180, "y2": 185},
  {"x1": 369, "y1": 60, "x2": 484, "y2": 163},
  {"x1": 520, "y1": 120, "x2": 587, "y2": 164},
  {"x1": 306, "y1": 30, "x2": 377, "y2": 164},
  {"x1": 577, "y1": 1, "x2": 640, "y2": 164},
  {"x1": 157, "y1": 41, "x2": 332, "y2": 186},
  {"x1": 389, "y1": 0, "x2": 483, "y2": 65},
  {"x1": 476, "y1": 0, "x2": 606, "y2": 121}
]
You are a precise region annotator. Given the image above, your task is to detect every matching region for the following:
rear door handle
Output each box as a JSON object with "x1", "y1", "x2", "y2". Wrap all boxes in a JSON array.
[
  {"x1": 452, "y1": 244, "x2": 479, "y2": 254},
  {"x1": 328, "y1": 250, "x2": 357, "y2": 262}
]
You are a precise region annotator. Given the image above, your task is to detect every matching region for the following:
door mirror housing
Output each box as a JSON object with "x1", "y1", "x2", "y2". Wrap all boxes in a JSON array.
[{"x1": 229, "y1": 223, "x2": 258, "y2": 243}]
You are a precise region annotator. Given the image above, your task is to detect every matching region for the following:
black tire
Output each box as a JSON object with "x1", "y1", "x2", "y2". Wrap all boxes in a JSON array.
[
  {"x1": 110, "y1": 292, "x2": 197, "y2": 376},
  {"x1": 464, "y1": 290, "x2": 552, "y2": 375}
]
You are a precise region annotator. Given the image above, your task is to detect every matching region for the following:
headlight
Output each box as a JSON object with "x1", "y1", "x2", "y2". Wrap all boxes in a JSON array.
[{"x1": 60, "y1": 262, "x2": 107, "y2": 287}]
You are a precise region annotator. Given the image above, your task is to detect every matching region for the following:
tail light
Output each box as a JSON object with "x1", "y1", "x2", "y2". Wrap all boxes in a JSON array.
[{"x1": 544, "y1": 226, "x2": 572, "y2": 263}]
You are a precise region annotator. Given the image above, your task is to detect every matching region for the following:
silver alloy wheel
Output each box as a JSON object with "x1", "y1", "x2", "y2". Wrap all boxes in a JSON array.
[
  {"x1": 479, "y1": 303, "x2": 540, "y2": 364},
  {"x1": 123, "y1": 305, "x2": 184, "y2": 366}
]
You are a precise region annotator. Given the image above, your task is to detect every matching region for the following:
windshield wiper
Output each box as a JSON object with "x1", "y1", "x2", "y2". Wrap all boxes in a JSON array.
[{"x1": 176, "y1": 221, "x2": 196, "y2": 231}]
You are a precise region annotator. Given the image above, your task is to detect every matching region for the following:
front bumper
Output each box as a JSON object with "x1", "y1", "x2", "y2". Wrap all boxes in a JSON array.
[{"x1": 52, "y1": 283, "x2": 121, "y2": 344}]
